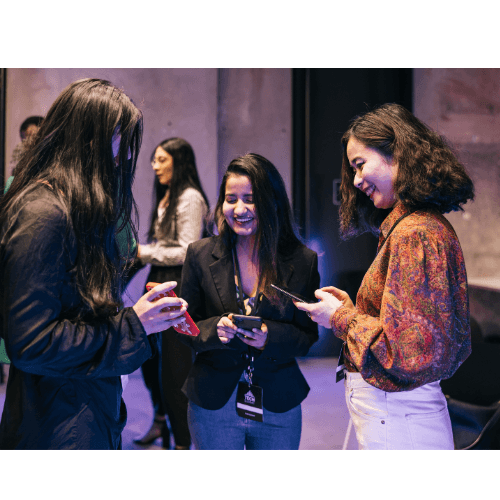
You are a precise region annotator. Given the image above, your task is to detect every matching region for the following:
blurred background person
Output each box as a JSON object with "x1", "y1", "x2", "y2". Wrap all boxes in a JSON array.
[
  {"x1": 295, "y1": 103, "x2": 474, "y2": 450},
  {"x1": 132, "y1": 137, "x2": 209, "y2": 450},
  {"x1": 0, "y1": 78, "x2": 187, "y2": 449},
  {"x1": 8, "y1": 115, "x2": 44, "y2": 175},
  {"x1": 178, "y1": 153, "x2": 320, "y2": 450}
]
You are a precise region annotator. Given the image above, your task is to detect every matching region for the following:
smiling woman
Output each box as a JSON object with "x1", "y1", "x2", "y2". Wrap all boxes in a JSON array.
[
  {"x1": 294, "y1": 103, "x2": 475, "y2": 450},
  {"x1": 176, "y1": 153, "x2": 320, "y2": 450}
]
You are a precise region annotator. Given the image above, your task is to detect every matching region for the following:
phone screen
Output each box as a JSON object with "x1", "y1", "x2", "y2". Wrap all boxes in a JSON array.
[{"x1": 232, "y1": 315, "x2": 263, "y2": 331}]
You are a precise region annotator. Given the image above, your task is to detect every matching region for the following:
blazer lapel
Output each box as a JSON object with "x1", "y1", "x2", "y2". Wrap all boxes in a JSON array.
[
  {"x1": 280, "y1": 255, "x2": 295, "y2": 287},
  {"x1": 210, "y1": 238, "x2": 240, "y2": 313}
]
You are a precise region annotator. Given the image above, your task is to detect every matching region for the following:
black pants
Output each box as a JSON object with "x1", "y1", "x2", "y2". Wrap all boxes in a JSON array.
[{"x1": 140, "y1": 265, "x2": 193, "y2": 448}]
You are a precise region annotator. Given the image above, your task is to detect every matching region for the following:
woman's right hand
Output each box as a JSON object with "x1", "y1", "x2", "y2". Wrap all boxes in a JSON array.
[
  {"x1": 132, "y1": 281, "x2": 188, "y2": 335},
  {"x1": 217, "y1": 314, "x2": 238, "y2": 344}
]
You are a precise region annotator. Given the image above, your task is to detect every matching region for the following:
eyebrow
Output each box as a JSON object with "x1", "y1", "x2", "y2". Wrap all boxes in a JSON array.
[{"x1": 348, "y1": 154, "x2": 363, "y2": 166}]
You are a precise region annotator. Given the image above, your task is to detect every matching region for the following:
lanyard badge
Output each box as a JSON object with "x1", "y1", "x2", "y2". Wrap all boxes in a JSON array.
[{"x1": 236, "y1": 355, "x2": 264, "y2": 422}]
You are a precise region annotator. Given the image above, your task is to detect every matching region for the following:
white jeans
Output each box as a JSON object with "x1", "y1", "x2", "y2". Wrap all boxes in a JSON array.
[{"x1": 345, "y1": 372, "x2": 454, "y2": 450}]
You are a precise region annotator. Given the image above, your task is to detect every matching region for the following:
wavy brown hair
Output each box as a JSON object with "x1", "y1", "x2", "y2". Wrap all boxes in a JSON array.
[{"x1": 339, "y1": 103, "x2": 475, "y2": 239}]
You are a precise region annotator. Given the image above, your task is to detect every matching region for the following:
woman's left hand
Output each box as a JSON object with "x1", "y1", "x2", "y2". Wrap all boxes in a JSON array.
[
  {"x1": 235, "y1": 322, "x2": 269, "y2": 350},
  {"x1": 294, "y1": 286, "x2": 354, "y2": 329}
]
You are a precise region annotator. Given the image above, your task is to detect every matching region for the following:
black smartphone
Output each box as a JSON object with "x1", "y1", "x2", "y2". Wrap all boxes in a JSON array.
[
  {"x1": 270, "y1": 284, "x2": 315, "y2": 303},
  {"x1": 232, "y1": 314, "x2": 263, "y2": 331}
]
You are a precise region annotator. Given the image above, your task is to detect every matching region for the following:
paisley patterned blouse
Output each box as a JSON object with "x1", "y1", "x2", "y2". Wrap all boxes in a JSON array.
[{"x1": 332, "y1": 202, "x2": 471, "y2": 392}]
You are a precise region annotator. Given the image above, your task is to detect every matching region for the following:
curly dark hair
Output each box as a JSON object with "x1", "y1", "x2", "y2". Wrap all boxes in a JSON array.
[{"x1": 339, "y1": 103, "x2": 475, "y2": 239}]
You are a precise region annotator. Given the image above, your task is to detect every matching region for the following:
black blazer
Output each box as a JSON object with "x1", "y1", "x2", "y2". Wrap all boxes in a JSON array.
[{"x1": 178, "y1": 236, "x2": 320, "y2": 413}]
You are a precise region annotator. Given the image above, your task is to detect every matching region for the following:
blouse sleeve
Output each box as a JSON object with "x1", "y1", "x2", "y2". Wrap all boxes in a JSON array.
[
  {"x1": 332, "y1": 226, "x2": 470, "y2": 391},
  {"x1": 139, "y1": 189, "x2": 207, "y2": 267},
  {"x1": 1, "y1": 197, "x2": 152, "y2": 379}
]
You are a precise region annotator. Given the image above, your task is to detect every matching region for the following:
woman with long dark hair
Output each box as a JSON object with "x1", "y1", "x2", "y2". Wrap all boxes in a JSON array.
[
  {"x1": 0, "y1": 78, "x2": 187, "y2": 449},
  {"x1": 178, "y1": 153, "x2": 320, "y2": 449},
  {"x1": 296, "y1": 103, "x2": 474, "y2": 449},
  {"x1": 133, "y1": 138, "x2": 208, "y2": 449}
]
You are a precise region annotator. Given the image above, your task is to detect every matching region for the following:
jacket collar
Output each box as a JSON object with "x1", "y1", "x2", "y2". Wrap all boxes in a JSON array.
[
  {"x1": 211, "y1": 235, "x2": 231, "y2": 260},
  {"x1": 209, "y1": 236, "x2": 295, "y2": 311}
]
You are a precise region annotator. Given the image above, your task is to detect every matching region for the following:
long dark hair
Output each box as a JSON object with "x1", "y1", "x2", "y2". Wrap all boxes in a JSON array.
[
  {"x1": 0, "y1": 78, "x2": 143, "y2": 321},
  {"x1": 148, "y1": 137, "x2": 209, "y2": 241},
  {"x1": 339, "y1": 103, "x2": 475, "y2": 239},
  {"x1": 214, "y1": 153, "x2": 302, "y2": 304}
]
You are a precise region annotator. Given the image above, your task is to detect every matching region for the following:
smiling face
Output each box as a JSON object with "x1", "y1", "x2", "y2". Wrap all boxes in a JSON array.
[
  {"x1": 222, "y1": 174, "x2": 258, "y2": 241},
  {"x1": 346, "y1": 137, "x2": 398, "y2": 209},
  {"x1": 151, "y1": 146, "x2": 174, "y2": 186}
]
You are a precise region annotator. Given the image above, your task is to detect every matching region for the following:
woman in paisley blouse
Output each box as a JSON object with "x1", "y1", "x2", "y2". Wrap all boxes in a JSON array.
[{"x1": 296, "y1": 103, "x2": 474, "y2": 450}]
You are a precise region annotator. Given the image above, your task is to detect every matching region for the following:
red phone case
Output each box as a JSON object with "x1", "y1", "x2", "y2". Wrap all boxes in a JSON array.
[{"x1": 146, "y1": 282, "x2": 200, "y2": 337}]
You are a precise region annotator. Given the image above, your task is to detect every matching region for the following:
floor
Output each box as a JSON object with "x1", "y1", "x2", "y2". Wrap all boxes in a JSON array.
[{"x1": 0, "y1": 357, "x2": 359, "y2": 450}]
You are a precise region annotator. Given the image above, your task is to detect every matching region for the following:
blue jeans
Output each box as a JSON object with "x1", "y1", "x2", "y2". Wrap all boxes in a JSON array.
[{"x1": 187, "y1": 376, "x2": 302, "y2": 450}]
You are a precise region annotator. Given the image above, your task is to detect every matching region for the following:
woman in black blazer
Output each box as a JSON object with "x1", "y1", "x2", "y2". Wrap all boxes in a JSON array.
[{"x1": 178, "y1": 153, "x2": 320, "y2": 449}]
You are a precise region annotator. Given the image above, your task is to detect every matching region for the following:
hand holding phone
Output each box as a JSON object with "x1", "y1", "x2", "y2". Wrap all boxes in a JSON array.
[
  {"x1": 231, "y1": 314, "x2": 263, "y2": 331},
  {"x1": 230, "y1": 314, "x2": 267, "y2": 349},
  {"x1": 146, "y1": 282, "x2": 200, "y2": 336}
]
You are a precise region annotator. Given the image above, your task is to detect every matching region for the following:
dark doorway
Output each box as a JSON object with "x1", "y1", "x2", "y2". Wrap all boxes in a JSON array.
[{"x1": 293, "y1": 68, "x2": 413, "y2": 356}]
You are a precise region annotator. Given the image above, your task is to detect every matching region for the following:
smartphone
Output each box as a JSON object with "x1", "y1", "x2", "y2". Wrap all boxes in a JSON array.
[
  {"x1": 270, "y1": 284, "x2": 315, "y2": 303},
  {"x1": 146, "y1": 282, "x2": 200, "y2": 337},
  {"x1": 232, "y1": 314, "x2": 263, "y2": 331}
]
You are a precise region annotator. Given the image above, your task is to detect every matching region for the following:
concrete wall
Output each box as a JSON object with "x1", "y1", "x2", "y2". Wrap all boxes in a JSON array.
[{"x1": 217, "y1": 68, "x2": 292, "y2": 195}]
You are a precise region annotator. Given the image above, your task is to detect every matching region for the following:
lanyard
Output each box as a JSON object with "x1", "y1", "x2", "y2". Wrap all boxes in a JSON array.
[
  {"x1": 232, "y1": 247, "x2": 247, "y2": 315},
  {"x1": 232, "y1": 246, "x2": 258, "y2": 386}
]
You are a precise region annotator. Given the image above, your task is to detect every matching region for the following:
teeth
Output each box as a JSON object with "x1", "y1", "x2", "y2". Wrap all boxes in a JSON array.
[
  {"x1": 235, "y1": 217, "x2": 252, "y2": 222},
  {"x1": 365, "y1": 186, "x2": 375, "y2": 196}
]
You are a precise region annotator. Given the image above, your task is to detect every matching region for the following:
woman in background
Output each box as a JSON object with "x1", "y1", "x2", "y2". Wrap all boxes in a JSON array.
[
  {"x1": 0, "y1": 78, "x2": 187, "y2": 449},
  {"x1": 179, "y1": 153, "x2": 319, "y2": 449},
  {"x1": 133, "y1": 138, "x2": 209, "y2": 450},
  {"x1": 296, "y1": 103, "x2": 474, "y2": 450}
]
